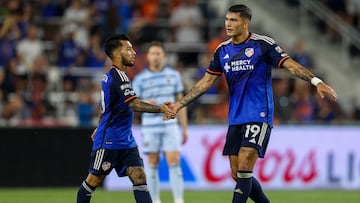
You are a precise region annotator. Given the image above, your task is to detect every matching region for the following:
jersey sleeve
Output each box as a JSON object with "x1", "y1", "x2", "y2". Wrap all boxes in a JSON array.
[
  {"x1": 262, "y1": 40, "x2": 290, "y2": 69},
  {"x1": 207, "y1": 48, "x2": 223, "y2": 75},
  {"x1": 113, "y1": 74, "x2": 137, "y2": 103}
]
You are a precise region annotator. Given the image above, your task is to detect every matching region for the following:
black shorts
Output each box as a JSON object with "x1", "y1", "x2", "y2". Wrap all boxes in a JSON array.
[
  {"x1": 223, "y1": 122, "x2": 271, "y2": 158},
  {"x1": 88, "y1": 147, "x2": 144, "y2": 177}
]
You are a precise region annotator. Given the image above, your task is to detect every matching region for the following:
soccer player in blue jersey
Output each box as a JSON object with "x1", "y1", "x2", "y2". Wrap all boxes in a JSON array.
[
  {"x1": 132, "y1": 41, "x2": 188, "y2": 203},
  {"x1": 166, "y1": 4, "x2": 337, "y2": 203},
  {"x1": 77, "y1": 34, "x2": 176, "y2": 203}
]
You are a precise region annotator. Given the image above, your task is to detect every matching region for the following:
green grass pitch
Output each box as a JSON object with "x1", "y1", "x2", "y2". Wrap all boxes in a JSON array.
[{"x1": 0, "y1": 188, "x2": 359, "y2": 203}]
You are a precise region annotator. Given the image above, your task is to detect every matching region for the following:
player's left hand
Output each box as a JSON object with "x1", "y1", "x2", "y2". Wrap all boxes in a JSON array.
[{"x1": 316, "y1": 82, "x2": 337, "y2": 101}]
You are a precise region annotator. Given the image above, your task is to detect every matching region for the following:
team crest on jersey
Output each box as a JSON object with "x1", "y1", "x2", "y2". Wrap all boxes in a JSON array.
[
  {"x1": 245, "y1": 48, "x2": 254, "y2": 57},
  {"x1": 102, "y1": 161, "x2": 111, "y2": 171}
]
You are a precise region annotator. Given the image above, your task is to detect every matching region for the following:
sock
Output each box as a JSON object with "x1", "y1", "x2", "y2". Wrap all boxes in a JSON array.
[
  {"x1": 133, "y1": 184, "x2": 152, "y2": 203},
  {"x1": 249, "y1": 177, "x2": 270, "y2": 203},
  {"x1": 77, "y1": 181, "x2": 96, "y2": 203},
  {"x1": 169, "y1": 164, "x2": 184, "y2": 202},
  {"x1": 232, "y1": 171, "x2": 252, "y2": 203},
  {"x1": 147, "y1": 165, "x2": 160, "y2": 202}
]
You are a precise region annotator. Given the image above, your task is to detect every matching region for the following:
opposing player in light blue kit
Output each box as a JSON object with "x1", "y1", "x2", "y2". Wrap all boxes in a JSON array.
[
  {"x1": 76, "y1": 34, "x2": 175, "y2": 203},
  {"x1": 166, "y1": 4, "x2": 337, "y2": 203},
  {"x1": 133, "y1": 41, "x2": 188, "y2": 203}
]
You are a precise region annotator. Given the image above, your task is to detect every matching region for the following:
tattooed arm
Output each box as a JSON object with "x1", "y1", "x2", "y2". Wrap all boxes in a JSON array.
[
  {"x1": 283, "y1": 58, "x2": 337, "y2": 101},
  {"x1": 282, "y1": 58, "x2": 315, "y2": 82},
  {"x1": 180, "y1": 72, "x2": 219, "y2": 108},
  {"x1": 166, "y1": 73, "x2": 219, "y2": 116},
  {"x1": 128, "y1": 98, "x2": 175, "y2": 117},
  {"x1": 128, "y1": 98, "x2": 161, "y2": 112}
]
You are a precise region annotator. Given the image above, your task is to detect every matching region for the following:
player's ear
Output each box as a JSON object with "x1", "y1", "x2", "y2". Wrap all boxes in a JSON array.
[
  {"x1": 244, "y1": 19, "x2": 250, "y2": 28},
  {"x1": 113, "y1": 49, "x2": 121, "y2": 59}
]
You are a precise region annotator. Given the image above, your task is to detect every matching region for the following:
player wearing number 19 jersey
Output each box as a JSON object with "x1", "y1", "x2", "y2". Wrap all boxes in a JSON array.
[
  {"x1": 169, "y1": 4, "x2": 337, "y2": 203},
  {"x1": 206, "y1": 23, "x2": 290, "y2": 159},
  {"x1": 208, "y1": 33, "x2": 289, "y2": 128},
  {"x1": 208, "y1": 32, "x2": 289, "y2": 158}
]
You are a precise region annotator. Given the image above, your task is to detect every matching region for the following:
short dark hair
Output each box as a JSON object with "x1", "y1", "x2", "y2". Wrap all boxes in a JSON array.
[
  {"x1": 104, "y1": 34, "x2": 130, "y2": 59},
  {"x1": 146, "y1": 41, "x2": 165, "y2": 52},
  {"x1": 228, "y1": 4, "x2": 252, "y2": 20}
]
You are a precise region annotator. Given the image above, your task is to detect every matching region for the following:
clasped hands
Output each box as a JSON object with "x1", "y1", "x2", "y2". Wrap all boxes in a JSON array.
[{"x1": 159, "y1": 101, "x2": 181, "y2": 121}]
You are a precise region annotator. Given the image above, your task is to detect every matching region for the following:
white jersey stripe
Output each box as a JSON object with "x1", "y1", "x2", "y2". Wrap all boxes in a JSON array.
[
  {"x1": 93, "y1": 150, "x2": 100, "y2": 170},
  {"x1": 118, "y1": 70, "x2": 125, "y2": 81},
  {"x1": 98, "y1": 149, "x2": 105, "y2": 170},
  {"x1": 258, "y1": 123, "x2": 268, "y2": 146},
  {"x1": 121, "y1": 72, "x2": 129, "y2": 82},
  {"x1": 251, "y1": 35, "x2": 274, "y2": 45},
  {"x1": 214, "y1": 38, "x2": 232, "y2": 52},
  {"x1": 251, "y1": 34, "x2": 275, "y2": 45},
  {"x1": 115, "y1": 69, "x2": 129, "y2": 82},
  {"x1": 93, "y1": 149, "x2": 105, "y2": 170},
  {"x1": 251, "y1": 33, "x2": 276, "y2": 45},
  {"x1": 252, "y1": 33, "x2": 275, "y2": 42},
  {"x1": 82, "y1": 181, "x2": 94, "y2": 193}
]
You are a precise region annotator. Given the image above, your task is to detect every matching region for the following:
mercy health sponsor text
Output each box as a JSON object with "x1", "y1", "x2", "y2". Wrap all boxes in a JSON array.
[
  {"x1": 104, "y1": 126, "x2": 360, "y2": 190},
  {"x1": 224, "y1": 59, "x2": 254, "y2": 72}
]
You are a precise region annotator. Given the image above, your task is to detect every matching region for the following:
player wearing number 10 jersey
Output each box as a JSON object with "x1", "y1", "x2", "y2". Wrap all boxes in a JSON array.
[{"x1": 167, "y1": 4, "x2": 337, "y2": 203}]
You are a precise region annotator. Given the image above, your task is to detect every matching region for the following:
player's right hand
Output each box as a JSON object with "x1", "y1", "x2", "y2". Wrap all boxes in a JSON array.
[
  {"x1": 162, "y1": 101, "x2": 181, "y2": 120},
  {"x1": 316, "y1": 82, "x2": 337, "y2": 101},
  {"x1": 168, "y1": 101, "x2": 181, "y2": 113}
]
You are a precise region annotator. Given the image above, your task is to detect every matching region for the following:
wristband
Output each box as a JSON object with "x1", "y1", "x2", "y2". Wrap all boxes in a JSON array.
[{"x1": 311, "y1": 77, "x2": 323, "y2": 86}]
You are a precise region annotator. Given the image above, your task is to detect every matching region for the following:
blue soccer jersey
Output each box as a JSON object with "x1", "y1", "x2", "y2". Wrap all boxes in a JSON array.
[
  {"x1": 92, "y1": 66, "x2": 138, "y2": 151},
  {"x1": 132, "y1": 67, "x2": 184, "y2": 126},
  {"x1": 208, "y1": 33, "x2": 290, "y2": 127}
]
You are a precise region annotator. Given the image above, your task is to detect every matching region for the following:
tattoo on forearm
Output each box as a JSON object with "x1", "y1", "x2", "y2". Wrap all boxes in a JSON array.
[
  {"x1": 180, "y1": 86, "x2": 205, "y2": 108},
  {"x1": 292, "y1": 65, "x2": 315, "y2": 82},
  {"x1": 129, "y1": 99, "x2": 160, "y2": 113}
]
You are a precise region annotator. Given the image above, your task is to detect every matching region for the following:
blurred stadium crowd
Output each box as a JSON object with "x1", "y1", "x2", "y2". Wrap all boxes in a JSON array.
[
  {"x1": 0, "y1": 0, "x2": 358, "y2": 127},
  {"x1": 288, "y1": 0, "x2": 360, "y2": 56}
]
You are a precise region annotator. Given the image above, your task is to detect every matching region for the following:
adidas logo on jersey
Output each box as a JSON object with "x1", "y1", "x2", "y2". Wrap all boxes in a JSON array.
[{"x1": 223, "y1": 54, "x2": 230, "y2": 59}]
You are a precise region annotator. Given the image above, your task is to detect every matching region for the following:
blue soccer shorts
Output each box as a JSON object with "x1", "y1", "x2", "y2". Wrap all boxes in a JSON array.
[
  {"x1": 141, "y1": 124, "x2": 181, "y2": 154},
  {"x1": 88, "y1": 147, "x2": 144, "y2": 177},
  {"x1": 223, "y1": 122, "x2": 271, "y2": 158}
]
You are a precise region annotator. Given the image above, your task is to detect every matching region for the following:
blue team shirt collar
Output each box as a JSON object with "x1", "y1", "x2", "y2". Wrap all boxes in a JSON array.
[
  {"x1": 111, "y1": 64, "x2": 121, "y2": 70},
  {"x1": 232, "y1": 32, "x2": 252, "y2": 45}
]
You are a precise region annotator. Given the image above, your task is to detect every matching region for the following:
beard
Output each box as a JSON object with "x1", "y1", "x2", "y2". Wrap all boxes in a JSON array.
[{"x1": 122, "y1": 55, "x2": 134, "y2": 66}]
